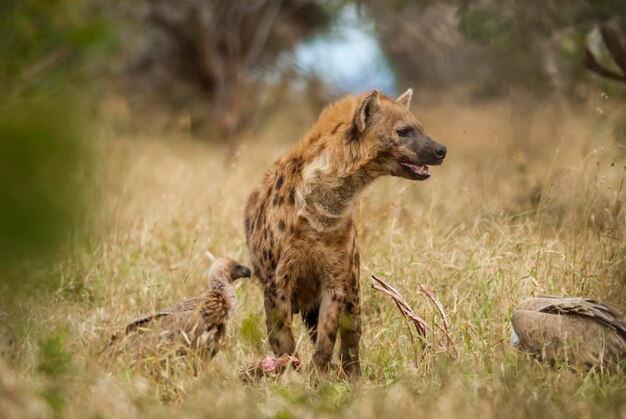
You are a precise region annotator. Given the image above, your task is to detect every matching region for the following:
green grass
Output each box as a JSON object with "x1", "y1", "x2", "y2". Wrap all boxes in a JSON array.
[{"x1": 0, "y1": 98, "x2": 624, "y2": 418}]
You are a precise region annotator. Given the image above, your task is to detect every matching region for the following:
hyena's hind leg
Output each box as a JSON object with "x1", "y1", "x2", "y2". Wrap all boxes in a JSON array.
[
  {"x1": 264, "y1": 283, "x2": 296, "y2": 356},
  {"x1": 303, "y1": 305, "x2": 320, "y2": 343}
]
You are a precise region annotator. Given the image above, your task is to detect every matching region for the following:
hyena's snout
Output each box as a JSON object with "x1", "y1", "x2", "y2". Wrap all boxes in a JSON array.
[
  {"x1": 417, "y1": 134, "x2": 447, "y2": 165},
  {"x1": 397, "y1": 133, "x2": 447, "y2": 181}
]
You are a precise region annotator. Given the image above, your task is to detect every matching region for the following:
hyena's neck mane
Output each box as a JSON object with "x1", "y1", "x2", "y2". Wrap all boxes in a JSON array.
[{"x1": 293, "y1": 96, "x2": 381, "y2": 233}]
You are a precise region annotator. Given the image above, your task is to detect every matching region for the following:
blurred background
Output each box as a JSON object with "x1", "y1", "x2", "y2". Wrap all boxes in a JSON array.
[
  {"x1": 1, "y1": 2, "x2": 626, "y2": 416},
  {"x1": 2, "y1": 0, "x2": 626, "y2": 305},
  {"x1": 4, "y1": 0, "x2": 626, "y2": 140},
  {"x1": 1, "y1": 0, "x2": 625, "y2": 307}
]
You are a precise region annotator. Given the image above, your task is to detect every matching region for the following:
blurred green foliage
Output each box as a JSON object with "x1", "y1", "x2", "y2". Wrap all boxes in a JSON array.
[
  {"x1": 0, "y1": 0, "x2": 112, "y2": 94},
  {"x1": 37, "y1": 330, "x2": 73, "y2": 418},
  {"x1": 240, "y1": 311, "x2": 265, "y2": 348},
  {"x1": 37, "y1": 331, "x2": 72, "y2": 378},
  {"x1": 0, "y1": 0, "x2": 112, "y2": 293},
  {"x1": 0, "y1": 98, "x2": 91, "y2": 265}
]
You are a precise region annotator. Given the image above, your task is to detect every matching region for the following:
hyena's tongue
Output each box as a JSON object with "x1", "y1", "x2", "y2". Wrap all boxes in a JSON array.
[
  {"x1": 415, "y1": 165, "x2": 428, "y2": 174},
  {"x1": 403, "y1": 163, "x2": 429, "y2": 175}
]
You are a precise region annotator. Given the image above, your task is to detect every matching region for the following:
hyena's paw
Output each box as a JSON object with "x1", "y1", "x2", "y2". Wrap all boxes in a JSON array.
[{"x1": 310, "y1": 354, "x2": 350, "y2": 381}]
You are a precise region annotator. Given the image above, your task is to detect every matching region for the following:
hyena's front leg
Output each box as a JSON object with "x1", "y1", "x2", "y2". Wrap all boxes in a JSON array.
[
  {"x1": 264, "y1": 284, "x2": 295, "y2": 356},
  {"x1": 339, "y1": 271, "x2": 361, "y2": 376},
  {"x1": 313, "y1": 287, "x2": 345, "y2": 372}
]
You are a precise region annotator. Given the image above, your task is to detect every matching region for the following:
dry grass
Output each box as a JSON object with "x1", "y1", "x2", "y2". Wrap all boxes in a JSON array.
[{"x1": 1, "y1": 95, "x2": 625, "y2": 418}]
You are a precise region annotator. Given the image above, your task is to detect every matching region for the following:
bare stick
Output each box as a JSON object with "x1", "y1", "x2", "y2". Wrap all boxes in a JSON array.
[
  {"x1": 419, "y1": 284, "x2": 459, "y2": 359},
  {"x1": 372, "y1": 285, "x2": 428, "y2": 336},
  {"x1": 372, "y1": 274, "x2": 458, "y2": 362},
  {"x1": 372, "y1": 274, "x2": 432, "y2": 365},
  {"x1": 372, "y1": 276, "x2": 430, "y2": 337},
  {"x1": 372, "y1": 284, "x2": 430, "y2": 335}
]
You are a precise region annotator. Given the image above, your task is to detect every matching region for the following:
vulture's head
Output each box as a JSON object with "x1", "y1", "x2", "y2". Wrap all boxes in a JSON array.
[{"x1": 208, "y1": 257, "x2": 251, "y2": 289}]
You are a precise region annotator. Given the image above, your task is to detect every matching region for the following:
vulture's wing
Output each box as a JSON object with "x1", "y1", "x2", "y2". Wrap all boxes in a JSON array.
[
  {"x1": 517, "y1": 296, "x2": 563, "y2": 312},
  {"x1": 124, "y1": 313, "x2": 167, "y2": 334},
  {"x1": 156, "y1": 296, "x2": 204, "y2": 315},
  {"x1": 539, "y1": 298, "x2": 626, "y2": 339},
  {"x1": 124, "y1": 297, "x2": 204, "y2": 334}
]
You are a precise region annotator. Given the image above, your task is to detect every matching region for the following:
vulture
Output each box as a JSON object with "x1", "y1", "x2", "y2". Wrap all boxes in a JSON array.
[
  {"x1": 117, "y1": 258, "x2": 250, "y2": 359},
  {"x1": 511, "y1": 296, "x2": 626, "y2": 367}
]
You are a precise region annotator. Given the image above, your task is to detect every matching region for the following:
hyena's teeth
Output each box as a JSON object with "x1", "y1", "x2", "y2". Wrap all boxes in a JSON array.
[{"x1": 414, "y1": 165, "x2": 427, "y2": 174}]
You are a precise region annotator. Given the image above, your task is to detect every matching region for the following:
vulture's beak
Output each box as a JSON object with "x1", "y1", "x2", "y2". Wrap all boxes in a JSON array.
[{"x1": 237, "y1": 264, "x2": 252, "y2": 280}]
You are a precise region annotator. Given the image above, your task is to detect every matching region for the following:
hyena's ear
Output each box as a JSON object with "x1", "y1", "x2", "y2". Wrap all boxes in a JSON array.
[
  {"x1": 396, "y1": 88, "x2": 413, "y2": 109},
  {"x1": 353, "y1": 89, "x2": 379, "y2": 134}
]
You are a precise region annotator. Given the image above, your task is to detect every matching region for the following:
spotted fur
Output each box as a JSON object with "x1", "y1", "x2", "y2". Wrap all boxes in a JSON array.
[{"x1": 245, "y1": 89, "x2": 447, "y2": 375}]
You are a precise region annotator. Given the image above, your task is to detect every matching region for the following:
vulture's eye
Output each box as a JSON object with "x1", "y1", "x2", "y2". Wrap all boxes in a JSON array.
[{"x1": 396, "y1": 127, "x2": 415, "y2": 137}]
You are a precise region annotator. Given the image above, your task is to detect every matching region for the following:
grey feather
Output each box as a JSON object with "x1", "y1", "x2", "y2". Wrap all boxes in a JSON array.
[{"x1": 511, "y1": 296, "x2": 626, "y2": 366}]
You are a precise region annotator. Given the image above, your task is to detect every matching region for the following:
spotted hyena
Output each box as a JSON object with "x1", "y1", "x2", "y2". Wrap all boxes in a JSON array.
[{"x1": 244, "y1": 89, "x2": 447, "y2": 375}]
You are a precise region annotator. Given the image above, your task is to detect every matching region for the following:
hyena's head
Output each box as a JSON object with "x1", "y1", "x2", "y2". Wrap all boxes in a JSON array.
[{"x1": 350, "y1": 88, "x2": 446, "y2": 181}]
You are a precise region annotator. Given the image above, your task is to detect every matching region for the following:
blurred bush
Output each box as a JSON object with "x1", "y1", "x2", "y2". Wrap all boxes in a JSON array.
[
  {"x1": 0, "y1": 0, "x2": 112, "y2": 93},
  {"x1": 363, "y1": 0, "x2": 626, "y2": 98},
  {"x1": 454, "y1": 0, "x2": 626, "y2": 96},
  {"x1": 0, "y1": 98, "x2": 92, "y2": 268},
  {"x1": 114, "y1": 0, "x2": 340, "y2": 141},
  {"x1": 0, "y1": 0, "x2": 112, "y2": 293}
]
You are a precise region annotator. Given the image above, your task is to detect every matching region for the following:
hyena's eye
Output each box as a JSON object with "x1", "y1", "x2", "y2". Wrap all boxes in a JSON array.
[{"x1": 396, "y1": 127, "x2": 415, "y2": 137}]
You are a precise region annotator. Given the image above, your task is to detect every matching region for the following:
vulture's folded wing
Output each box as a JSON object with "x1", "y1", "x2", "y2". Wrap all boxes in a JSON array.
[
  {"x1": 124, "y1": 297, "x2": 204, "y2": 334},
  {"x1": 540, "y1": 298, "x2": 626, "y2": 339}
]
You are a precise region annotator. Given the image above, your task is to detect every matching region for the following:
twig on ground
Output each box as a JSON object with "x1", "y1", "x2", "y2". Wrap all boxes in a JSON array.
[
  {"x1": 419, "y1": 284, "x2": 459, "y2": 359},
  {"x1": 371, "y1": 274, "x2": 458, "y2": 363},
  {"x1": 372, "y1": 275, "x2": 431, "y2": 366},
  {"x1": 372, "y1": 275, "x2": 430, "y2": 336}
]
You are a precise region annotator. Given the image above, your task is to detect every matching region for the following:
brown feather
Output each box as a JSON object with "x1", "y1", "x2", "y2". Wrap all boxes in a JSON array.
[
  {"x1": 539, "y1": 298, "x2": 626, "y2": 339},
  {"x1": 113, "y1": 257, "x2": 247, "y2": 359},
  {"x1": 512, "y1": 296, "x2": 626, "y2": 366},
  {"x1": 122, "y1": 291, "x2": 231, "y2": 358}
]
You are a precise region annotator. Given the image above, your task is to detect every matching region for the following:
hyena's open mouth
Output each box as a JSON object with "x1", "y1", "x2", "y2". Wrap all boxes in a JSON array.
[
  {"x1": 401, "y1": 162, "x2": 430, "y2": 180},
  {"x1": 399, "y1": 136, "x2": 447, "y2": 181},
  {"x1": 400, "y1": 156, "x2": 444, "y2": 181}
]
